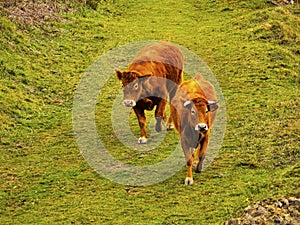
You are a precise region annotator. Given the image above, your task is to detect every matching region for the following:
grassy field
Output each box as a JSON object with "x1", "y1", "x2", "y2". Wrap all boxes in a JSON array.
[{"x1": 1, "y1": 0, "x2": 299, "y2": 224}]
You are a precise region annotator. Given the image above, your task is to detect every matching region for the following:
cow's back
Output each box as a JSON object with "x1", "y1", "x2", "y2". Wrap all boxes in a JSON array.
[{"x1": 129, "y1": 41, "x2": 183, "y2": 85}]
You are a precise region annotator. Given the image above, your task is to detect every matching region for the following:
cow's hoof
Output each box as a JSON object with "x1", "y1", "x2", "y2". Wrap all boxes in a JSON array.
[
  {"x1": 138, "y1": 137, "x2": 147, "y2": 144},
  {"x1": 184, "y1": 177, "x2": 193, "y2": 185},
  {"x1": 195, "y1": 168, "x2": 202, "y2": 173},
  {"x1": 194, "y1": 163, "x2": 202, "y2": 173}
]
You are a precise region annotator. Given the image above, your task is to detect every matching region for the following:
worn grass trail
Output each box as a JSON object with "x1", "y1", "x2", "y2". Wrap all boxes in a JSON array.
[{"x1": 1, "y1": 0, "x2": 299, "y2": 224}]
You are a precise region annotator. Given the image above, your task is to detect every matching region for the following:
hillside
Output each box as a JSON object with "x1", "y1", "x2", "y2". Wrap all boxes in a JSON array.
[{"x1": 1, "y1": 0, "x2": 299, "y2": 224}]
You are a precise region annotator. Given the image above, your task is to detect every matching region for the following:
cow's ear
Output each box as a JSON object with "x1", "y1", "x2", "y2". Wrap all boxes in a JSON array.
[
  {"x1": 207, "y1": 100, "x2": 218, "y2": 112},
  {"x1": 116, "y1": 69, "x2": 123, "y2": 80}
]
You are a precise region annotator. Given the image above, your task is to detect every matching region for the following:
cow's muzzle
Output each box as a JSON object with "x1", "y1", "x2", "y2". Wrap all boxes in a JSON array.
[
  {"x1": 195, "y1": 123, "x2": 208, "y2": 132},
  {"x1": 123, "y1": 99, "x2": 136, "y2": 107}
]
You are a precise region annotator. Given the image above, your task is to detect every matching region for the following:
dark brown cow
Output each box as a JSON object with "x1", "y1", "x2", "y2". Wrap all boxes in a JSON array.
[
  {"x1": 116, "y1": 41, "x2": 183, "y2": 144},
  {"x1": 171, "y1": 75, "x2": 218, "y2": 185}
]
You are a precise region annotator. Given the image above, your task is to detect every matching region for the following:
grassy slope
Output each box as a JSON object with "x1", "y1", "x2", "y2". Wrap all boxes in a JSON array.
[{"x1": 1, "y1": 0, "x2": 299, "y2": 224}]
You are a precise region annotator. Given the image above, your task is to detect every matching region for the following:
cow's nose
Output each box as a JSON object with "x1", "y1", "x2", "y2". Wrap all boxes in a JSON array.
[
  {"x1": 195, "y1": 123, "x2": 208, "y2": 132},
  {"x1": 123, "y1": 99, "x2": 136, "y2": 107}
]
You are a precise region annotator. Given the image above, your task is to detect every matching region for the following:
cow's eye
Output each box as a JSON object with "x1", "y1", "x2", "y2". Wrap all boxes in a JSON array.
[
  {"x1": 133, "y1": 83, "x2": 138, "y2": 90},
  {"x1": 191, "y1": 108, "x2": 196, "y2": 115}
]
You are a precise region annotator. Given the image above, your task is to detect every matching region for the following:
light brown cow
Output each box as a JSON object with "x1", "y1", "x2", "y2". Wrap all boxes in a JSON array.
[
  {"x1": 116, "y1": 41, "x2": 183, "y2": 144},
  {"x1": 171, "y1": 75, "x2": 218, "y2": 185}
]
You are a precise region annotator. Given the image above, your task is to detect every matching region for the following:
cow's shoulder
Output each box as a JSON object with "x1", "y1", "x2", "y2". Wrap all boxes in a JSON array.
[
  {"x1": 180, "y1": 80, "x2": 206, "y2": 100},
  {"x1": 194, "y1": 74, "x2": 217, "y2": 101}
]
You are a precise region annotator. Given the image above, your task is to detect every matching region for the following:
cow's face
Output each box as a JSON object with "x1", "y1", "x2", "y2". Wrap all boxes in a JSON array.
[
  {"x1": 183, "y1": 98, "x2": 210, "y2": 134},
  {"x1": 116, "y1": 70, "x2": 149, "y2": 107}
]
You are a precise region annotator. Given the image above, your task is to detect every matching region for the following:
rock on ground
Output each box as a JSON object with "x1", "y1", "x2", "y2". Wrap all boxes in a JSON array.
[{"x1": 226, "y1": 197, "x2": 300, "y2": 225}]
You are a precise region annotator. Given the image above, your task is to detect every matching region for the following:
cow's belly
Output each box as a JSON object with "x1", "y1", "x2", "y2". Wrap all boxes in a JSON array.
[{"x1": 136, "y1": 97, "x2": 163, "y2": 111}]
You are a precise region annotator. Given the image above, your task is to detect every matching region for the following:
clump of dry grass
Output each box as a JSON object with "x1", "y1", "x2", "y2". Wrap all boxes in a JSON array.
[
  {"x1": 0, "y1": 0, "x2": 66, "y2": 25},
  {"x1": 268, "y1": 0, "x2": 300, "y2": 6},
  {"x1": 0, "y1": 0, "x2": 100, "y2": 26}
]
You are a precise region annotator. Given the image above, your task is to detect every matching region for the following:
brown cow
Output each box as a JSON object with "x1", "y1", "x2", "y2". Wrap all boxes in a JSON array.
[
  {"x1": 116, "y1": 41, "x2": 183, "y2": 144},
  {"x1": 171, "y1": 75, "x2": 218, "y2": 185}
]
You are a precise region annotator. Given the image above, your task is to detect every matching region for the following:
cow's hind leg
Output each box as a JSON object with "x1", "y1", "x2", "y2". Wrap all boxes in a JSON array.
[
  {"x1": 167, "y1": 104, "x2": 175, "y2": 130},
  {"x1": 133, "y1": 107, "x2": 147, "y2": 144},
  {"x1": 154, "y1": 99, "x2": 167, "y2": 132},
  {"x1": 166, "y1": 84, "x2": 178, "y2": 130}
]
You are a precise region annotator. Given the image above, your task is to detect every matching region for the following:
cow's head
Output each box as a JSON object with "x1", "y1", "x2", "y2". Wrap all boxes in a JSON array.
[
  {"x1": 116, "y1": 69, "x2": 151, "y2": 107},
  {"x1": 182, "y1": 97, "x2": 218, "y2": 137}
]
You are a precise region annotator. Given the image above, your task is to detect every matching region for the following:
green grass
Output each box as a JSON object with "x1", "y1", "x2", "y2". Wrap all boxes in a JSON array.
[{"x1": 1, "y1": 0, "x2": 299, "y2": 224}]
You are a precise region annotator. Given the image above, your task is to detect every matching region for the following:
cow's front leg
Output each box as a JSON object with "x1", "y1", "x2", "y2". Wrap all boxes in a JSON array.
[
  {"x1": 181, "y1": 140, "x2": 194, "y2": 185},
  {"x1": 133, "y1": 107, "x2": 147, "y2": 144},
  {"x1": 195, "y1": 134, "x2": 209, "y2": 173},
  {"x1": 185, "y1": 155, "x2": 194, "y2": 185},
  {"x1": 154, "y1": 99, "x2": 167, "y2": 132}
]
